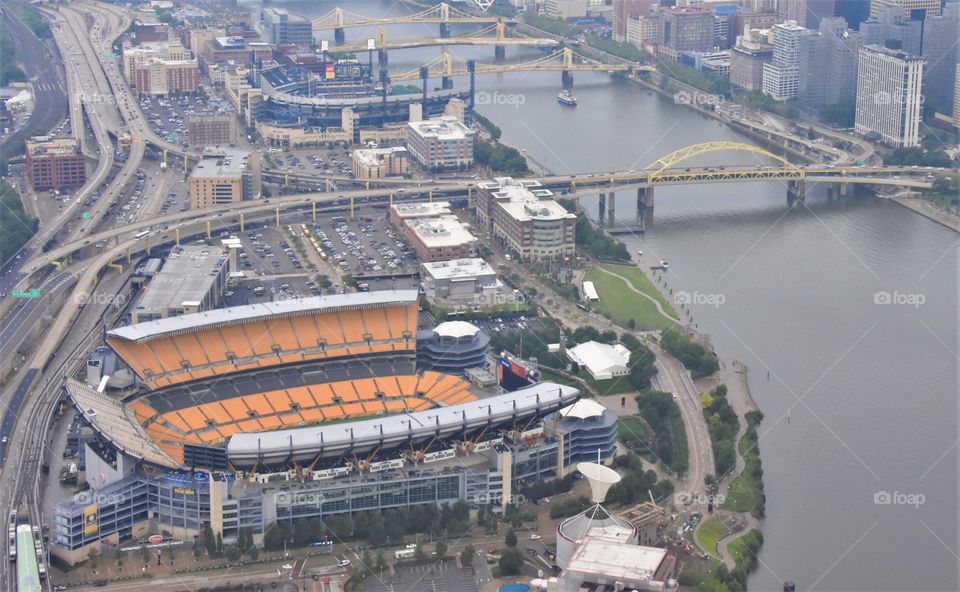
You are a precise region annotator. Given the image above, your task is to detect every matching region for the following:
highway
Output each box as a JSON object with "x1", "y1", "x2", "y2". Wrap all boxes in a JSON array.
[{"x1": 0, "y1": 1, "x2": 67, "y2": 161}]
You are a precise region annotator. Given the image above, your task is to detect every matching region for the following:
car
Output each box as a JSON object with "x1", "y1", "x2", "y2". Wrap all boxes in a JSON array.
[
  {"x1": 526, "y1": 548, "x2": 537, "y2": 556},
  {"x1": 1, "y1": 437, "x2": 6, "y2": 444},
  {"x1": 530, "y1": 534, "x2": 542, "y2": 540}
]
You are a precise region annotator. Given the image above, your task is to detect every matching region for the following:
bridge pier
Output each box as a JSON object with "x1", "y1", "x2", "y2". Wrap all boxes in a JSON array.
[
  {"x1": 839, "y1": 181, "x2": 849, "y2": 197},
  {"x1": 562, "y1": 70, "x2": 574, "y2": 88},
  {"x1": 608, "y1": 192, "x2": 616, "y2": 225},
  {"x1": 439, "y1": 22, "x2": 450, "y2": 38},
  {"x1": 494, "y1": 44, "x2": 505, "y2": 61},
  {"x1": 334, "y1": 28, "x2": 345, "y2": 44},
  {"x1": 637, "y1": 186, "x2": 654, "y2": 210},
  {"x1": 787, "y1": 179, "x2": 806, "y2": 204},
  {"x1": 441, "y1": 76, "x2": 453, "y2": 90},
  {"x1": 378, "y1": 49, "x2": 388, "y2": 69},
  {"x1": 598, "y1": 193, "x2": 606, "y2": 225}
]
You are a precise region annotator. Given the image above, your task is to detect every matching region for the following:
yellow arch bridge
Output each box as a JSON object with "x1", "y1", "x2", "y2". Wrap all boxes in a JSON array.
[{"x1": 312, "y1": 3, "x2": 507, "y2": 42}]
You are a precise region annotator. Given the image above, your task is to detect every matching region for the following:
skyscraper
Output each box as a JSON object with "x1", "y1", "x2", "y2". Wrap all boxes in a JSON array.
[
  {"x1": 798, "y1": 17, "x2": 862, "y2": 108},
  {"x1": 855, "y1": 45, "x2": 925, "y2": 147},
  {"x1": 860, "y1": 6, "x2": 922, "y2": 54},
  {"x1": 612, "y1": 0, "x2": 653, "y2": 42},
  {"x1": 659, "y1": 6, "x2": 715, "y2": 58},
  {"x1": 781, "y1": 0, "x2": 837, "y2": 29},
  {"x1": 762, "y1": 21, "x2": 812, "y2": 101},
  {"x1": 869, "y1": 0, "x2": 941, "y2": 19},
  {"x1": 921, "y1": 3, "x2": 960, "y2": 115}
]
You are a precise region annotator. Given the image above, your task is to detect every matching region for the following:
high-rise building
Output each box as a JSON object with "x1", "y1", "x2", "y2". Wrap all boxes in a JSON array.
[
  {"x1": 869, "y1": 0, "x2": 941, "y2": 19},
  {"x1": 406, "y1": 116, "x2": 475, "y2": 170},
  {"x1": 860, "y1": 6, "x2": 922, "y2": 54},
  {"x1": 659, "y1": 6, "x2": 715, "y2": 58},
  {"x1": 798, "y1": 17, "x2": 862, "y2": 108},
  {"x1": 612, "y1": 0, "x2": 653, "y2": 42},
  {"x1": 731, "y1": 28, "x2": 773, "y2": 91},
  {"x1": 762, "y1": 21, "x2": 812, "y2": 101},
  {"x1": 953, "y1": 63, "x2": 960, "y2": 126},
  {"x1": 921, "y1": 3, "x2": 960, "y2": 115},
  {"x1": 626, "y1": 14, "x2": 662, "y2": 49},
  {"x1": 545, "y1": 0, "x2": 589, "y2": 20},
  {"x1": 25, "y1": 137, "x2": 86, "y2": 191},
  {"x1": 855, "y1": 45, "x2": 925, "y2": 147},
  {"x1": 260, "y1": 8, "x2": 313, "y2": 46},
  {"x1": 781, "y1": 0, "x2": 836, "y2": 29}
]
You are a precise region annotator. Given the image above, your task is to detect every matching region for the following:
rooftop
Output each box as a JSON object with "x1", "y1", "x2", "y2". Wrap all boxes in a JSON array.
[
  {"x1": 421, "y1": 257, "x2": 495, "y2": 280},
  {"x1": 434, "y1": 320, "x2": 480, "y2": 339},
  {"x1": 407, "y1": 116, "x2": 474, "y2": 141},
  {"x1": 566, "y1": 341, "x2": 631, "y2": 375},
  {"x1": 405, "y1": 215, "x2": 477, "y2": 249},
  {"x1": 353, "y1": 146, "x2": 407, "y2": 167},
  {"x1": 565, "y1": 538, "x2": 670, "y2": 584},
  {"x1": 190, "y1": 147, "x2": 252, "y2": 179},
  {"x1": 391, "y1": 201, "x2": 452, "y2": 219},
  {"x1": 481, "y1": 177, "x2": 573, "y2": 223},
  {"x1": 109, "y1": 289, "x2": 419, "y2": 342},
  {"x1": 133, "y1": 245, "x2": 227, "y2": 317},
  {"x1": 26, "y1": 136, "x2": 80, "y2": 157}
]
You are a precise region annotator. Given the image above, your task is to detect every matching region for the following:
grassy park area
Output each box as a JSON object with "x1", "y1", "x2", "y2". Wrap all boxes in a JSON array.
[
  {"x1": 696, "y1": 516, "x2": 730, "y2": 558},
  {"x1": 584, "y1": 263, "x2": 679, "y2": 331}
]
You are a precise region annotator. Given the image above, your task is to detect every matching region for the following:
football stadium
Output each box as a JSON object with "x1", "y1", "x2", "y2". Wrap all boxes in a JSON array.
[{"x1": 52, "y1": 290, "x2": 619, "y2": 564}]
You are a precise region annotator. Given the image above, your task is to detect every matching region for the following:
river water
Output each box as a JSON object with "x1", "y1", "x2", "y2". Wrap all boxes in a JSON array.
[{"x1": 253, "y1": 2, "x2": 959, "y2": 590}]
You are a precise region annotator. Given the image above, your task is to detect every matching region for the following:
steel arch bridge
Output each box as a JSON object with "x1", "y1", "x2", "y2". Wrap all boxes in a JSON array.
[
  {"x1": 333, "y1": 21, "x2": 559, "y2": 52},
  {"x1": 643, "y1": 141, "x2": 798, "y2": 179}
]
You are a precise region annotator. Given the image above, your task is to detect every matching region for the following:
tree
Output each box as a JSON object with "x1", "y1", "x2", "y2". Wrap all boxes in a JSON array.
[
  {"x1": 204, "y1": 524, "x2": 217, "y2": 557},
  {"x1": 435, "y1": 541, "x2": 448, "y2": 558},
  {"x1": 216, "y1": 532, "x2": 223, "y2": 554},
  {"x1": 225, "y1": 545, "x2": 242, "y2": 562},
  {"x1": 498, "y1": 548, "x2": 524, "y2": 575},
  {"x1": 414, "y1": 544, "x2": 427, "y2": 563},
  {"x1": 88, "y1": 547, "x2": 99, "y2": 571},
  {"x1": 505, "y1": 528, "x2": 518, "y2": 548},
  {"x1": 140, "y1": 545, "x2": 149, "y2": 564},
  {"x1": 460, "y1": 544, "x2": 476, "y2": 566}
]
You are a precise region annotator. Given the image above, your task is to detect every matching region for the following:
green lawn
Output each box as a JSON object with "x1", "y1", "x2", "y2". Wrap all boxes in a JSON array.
[
  {"x1": 616, "y1": 415, "x2": 648, "y2": 443},
  {"x1": 584, "y1": 263, "x2": 679, "y2": 331},
  {"x1": 696, "y1": 517, "x2": 730, "y2": 558}
]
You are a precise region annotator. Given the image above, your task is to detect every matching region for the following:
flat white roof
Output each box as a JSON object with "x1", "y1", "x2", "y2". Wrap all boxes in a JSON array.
[
  {"x1": 353, "y1": 147, "x2": 407, "y2": 167},
  {"x1": 109, "y1": 290, "x2": 418, "y2": 342},
  {"x1": 406, "y1": 216, "x2": 476, "y2": 249},
  {"x1": 559, "y1": 399, "x2": 607, "y2": 420},
  {"x1": 391, "y1": 201, "x2": 452, "y2": 219},
  {"x1": 407, "y1": 116, "x2": 474, "y2": 141},
  {"x1": 484, "y1": 177, "x2": 573, "y2": 223},
  {"x1": 190, "y1": 147, "x2": 252, "y2": 179},
  {"x1": 566, "y1": 341, "x2": 631, "y2": 375},
  {"x1": 566, "y1": 539, "x2": 668, "y2": 583},
  {"x1": 582, "y1": 281, "x2": 599, "y2": 301},
  {"x1": 421, "y1": 257, "x2": 496, "y2": 280},
  {"x1": 135, "y1": 245, "x2": 227, "y2": 316}
]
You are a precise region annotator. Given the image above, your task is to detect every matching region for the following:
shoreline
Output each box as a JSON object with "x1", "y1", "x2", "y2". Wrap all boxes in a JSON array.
[{"x1": 883, "y1": 193, "x2": 960, "y2": 233}]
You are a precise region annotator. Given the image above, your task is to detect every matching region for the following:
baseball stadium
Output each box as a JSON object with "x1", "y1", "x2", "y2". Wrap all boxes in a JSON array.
[{"x1": 53, "y1": 290, "x2": 619, "y2": 563}]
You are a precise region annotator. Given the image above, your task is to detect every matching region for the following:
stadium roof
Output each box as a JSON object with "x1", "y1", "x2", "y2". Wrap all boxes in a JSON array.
[
  {"x1": 434, "y1": 320, "x2": 480, "y2": 339},
  {"x1": 108, "y1": 290, "x2": 418, "y2": 342},
  {"x1": 227, "y1": 382, "x2": 580, "y2": 465},
  {"x1": 559, "y1": 399, "x2": 607, "y2": 420}
]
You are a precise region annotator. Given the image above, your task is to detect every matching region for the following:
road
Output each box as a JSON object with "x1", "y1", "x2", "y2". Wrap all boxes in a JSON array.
[{"x1": 0, "y1": 1, "x2": 67, "y2": 161}]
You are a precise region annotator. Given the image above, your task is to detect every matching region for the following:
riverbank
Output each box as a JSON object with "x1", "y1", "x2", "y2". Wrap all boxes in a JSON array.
[{"x1": 883, "y1": 193, "x2": 960, "y2": 233}]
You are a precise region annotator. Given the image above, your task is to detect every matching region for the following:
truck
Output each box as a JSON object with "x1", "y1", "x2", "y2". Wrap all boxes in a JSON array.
[{"x1": 394, "y1": 548, "x2": 415, "y2": 560}]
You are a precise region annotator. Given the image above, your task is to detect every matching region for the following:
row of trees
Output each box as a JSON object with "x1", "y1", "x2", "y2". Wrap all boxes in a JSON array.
[
  {"x1": 608, "y1": 452, "x2": 675, "y2": 506},
  {"x1": 660, "y1": 328, "x2": 719, "y2": 378},
  {"x1": 474, "y1": 139, "x2": 530, "y2": 176},
  {"x1": 556, "y1": 198, "x2": 632, "y2": 262},
  {"x1": 701, "y1": 384, "x2": 739, "y2": 476},
  {"x1": 636, "y1": 390, "x2": 690, "y2": 475}
]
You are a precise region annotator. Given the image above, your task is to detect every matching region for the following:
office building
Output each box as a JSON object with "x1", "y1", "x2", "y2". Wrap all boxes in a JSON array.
[
  {"x1": 626, "y1": 14, "x2": 662, "y2": 49},
  {"x1": 406, "y1": 116, "x2": 475, "y2": 170},
  {"x1": 132, "y1": 58, "x2": 200, "y2": 96},
  {"x1": 762, "y1": 21, "x2": 811, "y2": 101},
  {"x1": 545, "y1": 0, "x2": 589, "y2": 20},
  {"x1": 188, "y1": 148, "x2": 262, "y2": 208},
  {"x1": 401, "y1": 215, "x2": 477, "y2": 262},
  {"x1": 130, "y1": 245, "x2": 231, "y2": 323},
  {"x1": 869, "y1": 0, "x2": 941, "y2": 19},
  {"x1": 260, "y1": 8, "x2": 313, "y2": 46},
  {"x1": 798, "y1": 17, "x2": 862, "y2": 108},
  {"x1": 475, "y1": 177, "x2": 576, "y2": 261},
  {"x1": 659, "y1": 6, "x2": 715, "y2": 57},
  {"x1": 921, "y1": 4, "x2": 960, "y2": 115},
  {"x1": 352, "y1": 147, "x2": 409, "y2": 179},
  {"x1": 781, "y1": 0, "x2": 836, "y2": 28},
  {"x1": 389, "y1": 201, "x2": 453, "y2": 225},
  {"x1": 122, "y1": 40, "x2": 192, "y2": 83},
  {"x1": 860, "y1": 6, "x2": 922, "y2": 54},
  {"x1": 420, "y1": 258, "x2": 499, "y2": 301},
  {"x1": 855, "y1": 45, "x2": 925, "y2": 147},
  {"x1": 613, "y1": 0, "x2": 653, "y2": 42},
  {"x1": 187, "y1": 113, "x2": 237, "y2": 148},
  {"x1": 133, "y1": 22, "x2": 170, "y2": 44},
  {"x1": 200, "y1": 37, "x2": 273, "y2": 72},
  {"x1": 730, "y1": 29, "x2": 773, "y2": 91},
  {"x1": 25, "y1": 137, "x2": 86, "y2": 191}
]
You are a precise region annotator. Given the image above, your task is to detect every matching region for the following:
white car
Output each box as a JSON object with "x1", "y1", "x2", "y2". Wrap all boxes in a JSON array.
[{"x1": 530, "y1": 534, "x2": 542, "y2": 540}]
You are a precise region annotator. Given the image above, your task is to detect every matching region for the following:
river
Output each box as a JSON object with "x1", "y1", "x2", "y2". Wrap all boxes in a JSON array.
[{"x1": 250, "y1": 2, "x2": 959, "y2": 590}]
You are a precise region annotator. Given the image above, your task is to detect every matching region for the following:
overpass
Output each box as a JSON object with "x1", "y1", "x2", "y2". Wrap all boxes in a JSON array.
[{"x1": 312, "y1": 2, "x2": 506, "y2": 42}]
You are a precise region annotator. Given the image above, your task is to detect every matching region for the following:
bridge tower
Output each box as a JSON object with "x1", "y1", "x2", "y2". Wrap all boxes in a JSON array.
[
  {"x1": 333, "y1": 7, "x2": 345, "y2": 44},
  {"x1": 420, "y1": 66, "x2": 429, "y2": 110},
  {"x1": 439, "y1": 3, "x2": 451, "y2": 37},
  {"x1": 380, "y1": 69, "x2": 390, "y2": 127},
  {"x1": 441, "y1": 49, "x2": 454, "y2": 89},
  {"x1": 494, "y1": 21, "x2": 506, "y2": 61},
  {"x1": 608, "y1": 191, "x2": 616, "y2": 225},
  {"x1": 561, "y1": 47, "x2": 574, "y2": 87}
]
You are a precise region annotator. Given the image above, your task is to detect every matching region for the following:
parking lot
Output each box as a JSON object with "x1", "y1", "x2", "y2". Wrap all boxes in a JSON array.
[
  {"x1": 311, "y1": 210, "x2": 419, "y2": 279},
  {"x1": 268, "y1": 147, "x2": 356, "y2": 177}
]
